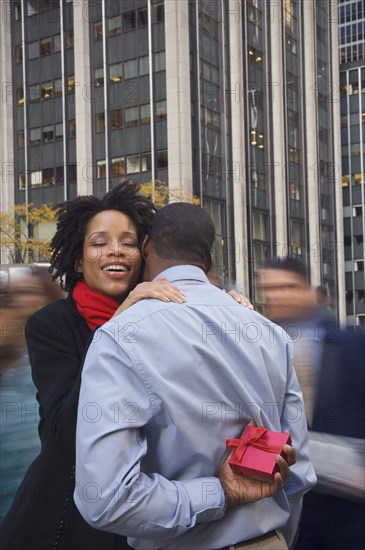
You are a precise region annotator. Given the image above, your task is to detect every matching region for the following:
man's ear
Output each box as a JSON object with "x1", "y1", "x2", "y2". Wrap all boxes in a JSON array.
[
  {"x1": 141, "y1": 235, "x2": 151, "y2": 260},
  {"x1": 204, "y1": 253, "x2": 212, "y2": 274}
]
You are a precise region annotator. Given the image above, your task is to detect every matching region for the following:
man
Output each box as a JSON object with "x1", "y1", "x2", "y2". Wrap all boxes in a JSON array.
[
  {"x1": 75, "y1": 204, "x2": 316, "y2": 550},
  {"x1": 258, "y1": 257, "x2": 337, "y2": 426}
]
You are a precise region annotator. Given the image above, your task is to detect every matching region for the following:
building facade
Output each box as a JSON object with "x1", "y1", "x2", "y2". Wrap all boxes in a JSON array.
[
  {"x1": 339, "y1": 0, "x2": 365, "y2": 327},
  {"x1": 1, "y1": 0, "x2": 345, "y2": 319}
]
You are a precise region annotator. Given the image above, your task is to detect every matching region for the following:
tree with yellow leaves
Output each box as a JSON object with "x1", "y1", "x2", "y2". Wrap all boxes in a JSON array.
[
  {"x1": 140, "y1": 180, "x2": 200, "y2": 208},
  {"x1": 0, "y1": 203, "x2": 56, "y2": 264}
]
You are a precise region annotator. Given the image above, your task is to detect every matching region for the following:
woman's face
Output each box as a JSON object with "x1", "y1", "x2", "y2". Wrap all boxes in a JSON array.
[{"x1": 77, "y1": 210, "x2": 142, "y2": 303}]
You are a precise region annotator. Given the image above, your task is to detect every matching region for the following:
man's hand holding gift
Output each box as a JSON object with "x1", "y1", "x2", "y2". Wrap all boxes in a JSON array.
[{"x1": 218, "y1": 420, "x2": 296, "y2": 507}]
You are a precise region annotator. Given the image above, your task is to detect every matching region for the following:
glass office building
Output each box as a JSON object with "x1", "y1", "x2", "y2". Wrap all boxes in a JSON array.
[
  {"x1": 339, "y1": 0, "x2": 365, "y2": 327},
  {"x1": 1, "y1": 0, "x2": 345, "y2": 318}
]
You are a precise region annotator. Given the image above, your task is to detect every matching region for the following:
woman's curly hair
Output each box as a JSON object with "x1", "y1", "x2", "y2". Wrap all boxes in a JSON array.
[{"x1": 50, "y1": 181, "x2": 155, "y2": 293}]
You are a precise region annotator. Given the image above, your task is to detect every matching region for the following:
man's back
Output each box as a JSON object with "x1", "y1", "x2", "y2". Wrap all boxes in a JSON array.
[{"x1": 75, "y1": 266, "x2": 315, "y2": 549}]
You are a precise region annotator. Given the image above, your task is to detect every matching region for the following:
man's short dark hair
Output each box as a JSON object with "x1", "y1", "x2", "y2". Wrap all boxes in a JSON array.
[
  {"x1": 263, "y1": 256, "x2": 308, "y2": 281},
  {"x1": 149, "y1": 203, "x2": 215, "y2": 265}
]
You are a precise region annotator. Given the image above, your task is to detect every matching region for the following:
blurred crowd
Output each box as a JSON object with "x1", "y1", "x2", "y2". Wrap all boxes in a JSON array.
[
  {"x1": 258, "y1": 257, "x2": 365, "y2": 549},
  {"x1": 0, "y1": 265, "x2": 64, "y2": 520},
  {"x1": 0, "y1": 264, "x2": 65, "y2": 369}
]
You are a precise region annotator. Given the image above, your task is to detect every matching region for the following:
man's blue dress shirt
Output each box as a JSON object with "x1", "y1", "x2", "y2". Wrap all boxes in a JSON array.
[{"x1": 75, "y1": 266, "x2": 316, "y2": 549}]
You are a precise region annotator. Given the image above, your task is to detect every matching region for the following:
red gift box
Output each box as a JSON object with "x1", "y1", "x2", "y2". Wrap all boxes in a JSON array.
[{"x1": 226, "y1": 426, "x2": 292, "y2": 482}]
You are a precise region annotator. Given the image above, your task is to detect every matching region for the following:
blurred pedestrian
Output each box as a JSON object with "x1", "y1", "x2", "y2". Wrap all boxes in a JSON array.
[
  {"x1": 258, "y1": 256, "x2": 327, "y2": 425},
  {"x1": 0, "y1": 265, "x2": 64, "y2": 369},
  {"x1": 294, "y1": 328, "x2": 365, "y2": 550},
  {"x1": 0, "y1": 265, "x2": 64, "y2": 520},
  {"x1": 259, "y1": 257, "x2": 365, "y2": 549}
]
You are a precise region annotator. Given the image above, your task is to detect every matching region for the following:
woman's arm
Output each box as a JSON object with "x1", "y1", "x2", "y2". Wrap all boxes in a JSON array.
[{"x1": 112, "y1": 279, "x2": 186, "y2": 317}]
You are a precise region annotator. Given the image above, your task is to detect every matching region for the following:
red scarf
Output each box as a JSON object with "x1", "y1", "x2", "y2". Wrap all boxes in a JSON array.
[{"x1": 72, "y1": 280, "x2": 120, "y2": 330}]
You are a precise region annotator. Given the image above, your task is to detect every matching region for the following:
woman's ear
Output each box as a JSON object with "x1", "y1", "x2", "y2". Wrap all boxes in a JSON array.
[
  {"x1": 141, "y1": 235, "x2": 150, "y2": 260},
  {"x1": 75, "y1": 258, "x2": 83, "y2": 273}
]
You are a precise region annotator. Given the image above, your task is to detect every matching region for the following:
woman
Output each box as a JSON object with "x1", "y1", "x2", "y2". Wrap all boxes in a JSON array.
[{"x1": 0, "y1": 182, "x2": 185, "y2": 550}]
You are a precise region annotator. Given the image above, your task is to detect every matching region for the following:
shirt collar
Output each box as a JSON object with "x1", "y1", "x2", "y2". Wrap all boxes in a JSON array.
[{"x1": 152, "y1": 265, "x2": 209, "y2": 284}]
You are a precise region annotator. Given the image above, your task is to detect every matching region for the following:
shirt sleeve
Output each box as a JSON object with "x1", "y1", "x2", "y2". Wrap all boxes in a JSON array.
[{"x1": 74, "y1": 327, "x2": 225, "y2": 540}]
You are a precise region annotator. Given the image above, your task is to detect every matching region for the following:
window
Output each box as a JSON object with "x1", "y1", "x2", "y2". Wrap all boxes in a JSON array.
[
  {"x1": 95, "y1": 67, "x2": 104, "y2": 87},
  {"x1": 43, "y1": 167, "x2": 55, "y2": 186},
  {"x1": 252, "y1": 211, "x2": 269, "y2": 241},
  {"x1": 203, "y1": 154, "x2": 220, "y2": 176},
  {"x1": 29, "y1": 40, "x2": 39, "y2": 59},
  {"x1": 110, "y1": 109, "x2": 123, "y2": 129},
  {"x1": 156, "y1": 100, "x2": 167, "y2": 120},
  {"x1": 55, "y1": 122, "x2": 63, "y2": 139},
  {"x1": 30, "y1": 127, "x2": 41, "y2": 145},
  {"x1": 40, "y1": 0, "x2": 58, "y2": 11},
  {"x1": 15, "y1": 45, "x2": 23, "y2": 63},
  {"x1": 126, "y1": 154, "x2": 140, "y2": 174},
  {"x1": 18, "y1": 130, "x2": 25, "y2": 148},
  {"x1": 43, "y1": 124, "x2": 54, "y2": 143},
  {"x1": 154, "y1": 51, "x2": 165, "y2": 72},
  {"x1": 108, "y1": 15, "x2": 121, "y2": 36},
  {"x1": 29, "y1": 83, "x2": 40, "y2": 101},
  {"x1": 54, "y1": 78, "x2": 62, "y2": 97},
  {"x1": 15, "y1": 3, "x2": 21, "y2": 21},
  {"x1": 288, "y1": 147, "x2": 300, "y2": 164},
  {"x1": 56, "y1": 166, "x2": 64, "y2": 184},
  {"x1": 27, "y1": 0, "x2": 39, "y2": 17},
  {"x1": 67, "y1": 76, "x2": 75, "y2": 93},
  {"x1": 139, "y1": 55, "x2": 149, "y2": 76},
  {"x1": 125, "y1": 106, "x2": 139, "y2": 127},
  {"x1": 290, "y1": 183, "x2": 300, "y2": 201},
  {"x1": 17, "y1": 86, "x2": 24, "y2": 105},
  {"x1": 94, "y1": 21, "x2": 103, "y2": 40},
  {"x1": 31, "y1": 170, "x2": 42, "y2": 187},
  {"x1": 353, "y1": 205, "x2": 363, "y2": 217},
  {"x1": 68, "y1": 164, "x2": 77, "y2": 182},
  {"x1": 110, "y1": 63, "x2": 123, "y2": 83},
  {"x1": 141, "y1": 153, "x2": 152, "y2": 172},
  {"x1": 355, "y1": 261, "x2": 364, "y2": 272},
  {"x1": 286, "y1": 34, "x2": 297, "y2": 54},
  {"x1": 157, "y1": 150, "x2": 168, "y2": 169},
  {"x1": 96, "y1": 113, "x2": 105, "y2": 132},
  {"x1": 354, "y1": 173, "x2": 364, "y2": 185},
  {"x1": 68, "y1": 119, "x2": 76, "y2": 138},
  {"x1": 97, "y1": 160, "x2": 106, "y2": 179},
  {"x1": 153, "y1": 3, "x2": 164, "y2": 23},
  {"x1": 124, "y1": 59, "x2": 138, "y2": 80},
  {"x1": 19, "y1": 174, "x2": 26, "y2": 190},
  {"x1": 137, "y1": 7, "x2": 148, "y2": 27},
  {"x1": 65, "y1": 30, "x2": 74, "y2": 48},
  {"x1": 123, "y1": 10, "x2": 137, "y2": 31},
  {"x1": 40, "y1": 37, "x2": 52, "y2": 56},
  {"x1": 111, "y1": 157, "x2": 125, "y2": 177},
  {"x1": 204, "y1": 107, "x2": 220, "y2": 129},
  {"x1": 140, "y1": 104, "x2": 150, "y2": 124},
  {"x1": 41, "y1": 81, "x2": 53, "y2": 99},
  {"x1": 53, "y1": 33, "x2": 61, "y2": 52}
]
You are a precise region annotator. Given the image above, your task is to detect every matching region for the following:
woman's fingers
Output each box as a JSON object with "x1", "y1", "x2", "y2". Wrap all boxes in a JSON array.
[
  {"x1": 132, "y1": 282, "x2": 186, "y2": 303},
  {"x1": 226, "y1": 290, "x2": 254, "y2": 309}
]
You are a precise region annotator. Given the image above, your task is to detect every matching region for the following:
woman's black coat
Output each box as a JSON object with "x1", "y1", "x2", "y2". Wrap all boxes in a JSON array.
[{"x1": 0, "y1": 296, "x2": 130, "y2": 550}]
